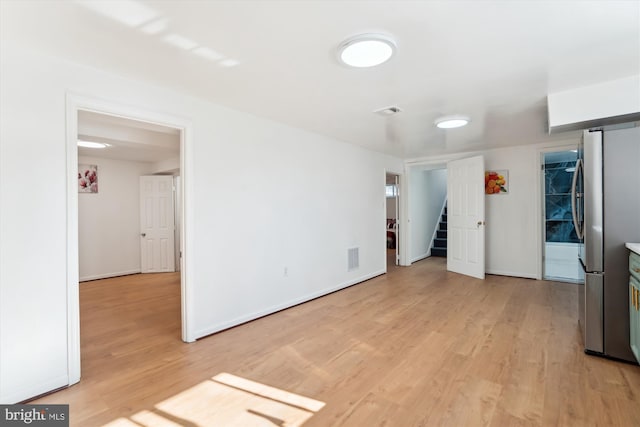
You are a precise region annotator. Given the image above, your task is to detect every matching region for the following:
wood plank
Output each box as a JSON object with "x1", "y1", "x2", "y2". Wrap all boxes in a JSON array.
[{"x1": 31, "y1": 259, "x2": 640, "y2": 426}]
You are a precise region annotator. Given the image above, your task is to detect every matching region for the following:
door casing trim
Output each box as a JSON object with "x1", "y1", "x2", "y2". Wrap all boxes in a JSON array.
[{"x1": 65, "y1": 92, "x2": 195, "y2": 386}]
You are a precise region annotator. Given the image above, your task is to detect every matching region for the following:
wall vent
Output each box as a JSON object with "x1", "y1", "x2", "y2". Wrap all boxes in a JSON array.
[{"x1": 348, "y1": 247, "x2": 359, "y2": 271}]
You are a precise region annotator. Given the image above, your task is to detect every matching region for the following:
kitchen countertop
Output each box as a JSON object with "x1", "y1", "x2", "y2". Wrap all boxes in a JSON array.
[{"x1": 626, "y1": 243, "x2": 640, "y2": 256}]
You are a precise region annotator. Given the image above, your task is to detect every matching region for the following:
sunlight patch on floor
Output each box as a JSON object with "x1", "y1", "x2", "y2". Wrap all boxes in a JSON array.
[{"x1": 103, "y1": 373, "x2": 325, "y2": 427}]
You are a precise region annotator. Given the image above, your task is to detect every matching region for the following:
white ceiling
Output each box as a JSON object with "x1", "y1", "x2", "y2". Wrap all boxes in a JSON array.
[
  {"x1": 3, "y1": 1, "x2": 639, "y2": 159},
  {"x1": 78, "y1": 110, "x2": 180, "y2": 163}
]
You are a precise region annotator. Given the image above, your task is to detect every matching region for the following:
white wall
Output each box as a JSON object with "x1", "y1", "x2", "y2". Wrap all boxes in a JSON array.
[
  {"x1": 150, "y1": 156, "x2": 180, "y2": 175},
  {"x1": 78, "y1": 156, "x2": 152, "y2": 281},
  {"x1": 0, "y1": 46, "x2": 402, "y2": 402},
  {"x1": 484, "y1": 144, "x2": 547, "y2": 278},
  {"x1": 408, "y1": 168, "x2": 447, "y2": 263}
]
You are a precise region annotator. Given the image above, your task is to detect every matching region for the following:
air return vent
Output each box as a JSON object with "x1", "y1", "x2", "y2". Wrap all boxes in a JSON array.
[
  {"x1": 348, "y1": 247, "x2": 359, "y2": 271},
  {"x1": 373, "y1": 105, "x2": 402, "y2": 116}
]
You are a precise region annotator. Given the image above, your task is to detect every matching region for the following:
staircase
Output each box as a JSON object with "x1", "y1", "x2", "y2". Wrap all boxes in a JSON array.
[{"x1": 431, "y1": 205, "x2": 447, "y2": 257}]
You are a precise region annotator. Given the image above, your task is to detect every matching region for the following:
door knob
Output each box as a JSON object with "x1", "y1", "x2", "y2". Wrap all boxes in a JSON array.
[
  {"x1": 477, "y1": 221, "x2": 485, "y2": 227},
  {"x1": 141, "y1": 233, "x2": 146, "y2": 237}
]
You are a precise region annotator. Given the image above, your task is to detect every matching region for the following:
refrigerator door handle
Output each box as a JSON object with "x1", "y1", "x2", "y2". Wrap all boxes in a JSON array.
[{"x1": 571, "y1": 158, "x2": 584, "y2": 240}]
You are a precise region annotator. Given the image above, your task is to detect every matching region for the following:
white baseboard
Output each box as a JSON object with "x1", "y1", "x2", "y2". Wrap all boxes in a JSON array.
[
  {"x1": 486, "y1": 269, "x2": 537, "y2": 280},
  {"x1": 80, "y1": 269, "x2": 141, "y2": 282},
  {"x1": 543, "y1": 275, "x2": 582, "y2": 284},
  {"x1": 410, "y1": 253, "x2": 430, "y2": 264},
  {"x1": 194, "y1": 269, "x2": 386, "y2": 340}
]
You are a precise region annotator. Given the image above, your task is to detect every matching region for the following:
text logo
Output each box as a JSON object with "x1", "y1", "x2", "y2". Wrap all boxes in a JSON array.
[{"x1": 1, "y1": 405, "x2": 68, "y2": 426}]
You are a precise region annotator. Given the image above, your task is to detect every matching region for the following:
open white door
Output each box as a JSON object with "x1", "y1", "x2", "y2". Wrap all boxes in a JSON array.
[
  {"x1": 140, "y1": 175, "x2": 176, "y2": 273},
  {"x1": 394, "y1": 175, "x2": 400, "y2": 266},
  {"x1": 447, "y1": 155, "x2": 485, "y2": 279}
]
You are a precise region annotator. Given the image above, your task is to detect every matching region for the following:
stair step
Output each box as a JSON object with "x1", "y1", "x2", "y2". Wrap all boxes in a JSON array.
[
  {"x1": 431, "y1": 247, "x2": 447, "y2": 257},
  {"x1": 441, "y1": 214, "x2": 447, "y2": 222},
  {"x1": 433, "y1": 238, "x2": 447, "y2": 248},
  {"x1": 439, "y1": 221, "x2": 447, "y2": 231},
  {"x1": 437, "y1": 230, "x2": 447, "y2": 239}
]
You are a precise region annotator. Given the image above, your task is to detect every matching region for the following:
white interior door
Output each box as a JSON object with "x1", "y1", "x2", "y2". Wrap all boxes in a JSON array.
[
  {"x1": 447, "y1": 155, "x2": 485, "y2": 279},
  {"x1": 140, "y1": 175, "x2": 176, "y2": 273}
]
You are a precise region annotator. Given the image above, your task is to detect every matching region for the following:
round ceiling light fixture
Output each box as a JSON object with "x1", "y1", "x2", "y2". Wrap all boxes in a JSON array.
[
  {"x1": 434, "y1": 115, "x2": 471, "y2": 129},
  {"x1": 338, "y1": 33, "x2": 396, "y2": 68}
]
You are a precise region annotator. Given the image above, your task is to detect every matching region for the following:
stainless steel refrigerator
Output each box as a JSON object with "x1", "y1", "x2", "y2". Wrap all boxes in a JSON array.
[{"x1": 572, "y1": 125, "x2": 640, "y2": 362}]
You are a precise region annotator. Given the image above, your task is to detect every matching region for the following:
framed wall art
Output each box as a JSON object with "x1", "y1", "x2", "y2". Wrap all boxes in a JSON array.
[
  {"x1": 485, "y1": 170, "x2": 508, "y2": 195},
  {"x1": 78, "y1": 164, "x2": 98, "y2": 193}
]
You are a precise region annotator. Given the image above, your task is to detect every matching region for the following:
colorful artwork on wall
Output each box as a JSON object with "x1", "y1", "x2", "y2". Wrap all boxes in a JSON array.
[
  {"x1": 78, "y1": 164, "x2": 98, "y2": 193},
  {"x1": 485, "y1": 170, "x2": 508, "y2": 194}
]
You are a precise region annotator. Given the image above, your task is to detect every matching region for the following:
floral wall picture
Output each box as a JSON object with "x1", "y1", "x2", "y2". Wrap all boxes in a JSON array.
[
  {"x1": 485, "y1": 170, "x2": 508, "y2": 195},
  {"x1": 78, "y1": 164, "x2": 98, "y2": 193}
]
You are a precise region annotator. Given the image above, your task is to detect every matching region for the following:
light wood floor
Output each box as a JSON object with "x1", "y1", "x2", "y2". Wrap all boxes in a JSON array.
[{"x1": 33, "y1": 258, "x2": 640, "y2": 426}]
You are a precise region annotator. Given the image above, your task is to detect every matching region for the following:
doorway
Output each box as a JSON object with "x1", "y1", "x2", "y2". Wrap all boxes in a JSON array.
[
  {"x1": 66, "y1": 94, "x2": 193, "y2": 386},
  {"x1": 386, "y1": 173, "x2": 400, "y2": 268},
  {"x1": 78, "y1": 111, "x2": 181, "y2": 281},
  {"x1": 407, "y1": 165, "x2": 447, "y2": 263},
  {"x1": 404, "y1": 156, "x2": 484, "y2": 280},
  {"x1": 542, "y1": 149, "x2": 580, "y2": 282}
]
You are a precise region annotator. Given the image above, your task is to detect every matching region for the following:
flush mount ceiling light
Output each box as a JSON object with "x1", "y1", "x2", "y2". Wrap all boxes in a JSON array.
[
  {"x1": 77, "y1": 140, "x2": 110, "y2": 149},
  {"x1": 434, "y1": 115, "x2": 471, "y2": 129},
  {"x1": 338, "y1": 33, "x2": 396, "y2": 68}
]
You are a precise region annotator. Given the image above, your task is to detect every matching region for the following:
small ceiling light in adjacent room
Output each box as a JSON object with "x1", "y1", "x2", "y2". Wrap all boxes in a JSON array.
[
  {"x1": 338, "y1": 33, "x2": 396, "y2": 68},
  {"x1": 78, "y1": 140, "x2": 110, "y2": 149},
  {"x1": 434, "y1": 115, "x2": 470, "y2": 129}
]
